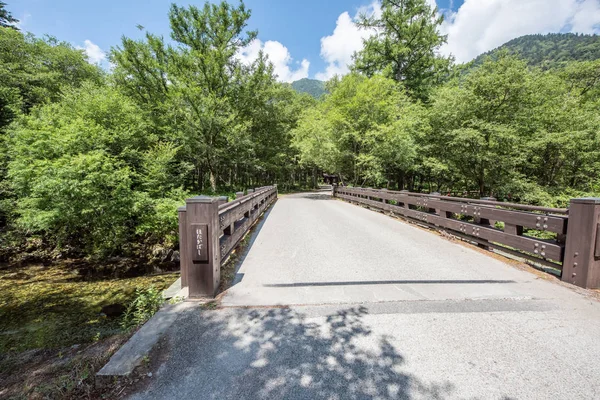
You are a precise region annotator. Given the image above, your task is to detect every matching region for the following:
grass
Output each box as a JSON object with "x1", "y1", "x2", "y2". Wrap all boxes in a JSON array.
[
  {"x1": 0, "y1": 262, "x2": 177, "y2": 353},
  {"x1": 0, "y1": 262, "x2": 177, "y2": 399}
]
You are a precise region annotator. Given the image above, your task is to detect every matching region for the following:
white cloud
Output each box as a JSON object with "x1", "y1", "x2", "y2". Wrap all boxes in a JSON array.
[
  {"x1": 317, "y1": 0, "x2": 600, "y2": 78},
  {"x1": 77, "y1": 40, "x2": 106, "y2": 65},
  {"x1": 14, "y1": 12, "x2": 31, "y2": 30},
  {"x1": 314, "y1": 0, "x2": 441, "y2": 80},
  {"x1": 440, "y1": 0, "x2": 600, "y2": 63},
  {"x1": 315, "y1": 2, "x2": 380, "y2": 81},
  {"x1": 237, "y1": 39, "x2": 309, "y2": 82}
]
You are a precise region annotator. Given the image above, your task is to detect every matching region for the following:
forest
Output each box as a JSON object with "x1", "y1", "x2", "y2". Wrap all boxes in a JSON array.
[{"x1": 1, "y1": 0, "x2": 600, "y2": 263}]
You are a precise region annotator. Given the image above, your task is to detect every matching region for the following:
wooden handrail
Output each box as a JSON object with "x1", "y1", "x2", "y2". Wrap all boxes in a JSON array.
[{"x1": 178, "y1": 185, "x2": 278, "y2": 297}]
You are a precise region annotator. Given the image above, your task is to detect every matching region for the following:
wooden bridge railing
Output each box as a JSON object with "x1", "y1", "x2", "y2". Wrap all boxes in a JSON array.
[
  {"x1": 178, "y1": 185, "x2": 278, "y2": 297},
  {"x1": 333, "y1": 186, "x2": 600, "y2": 289}
]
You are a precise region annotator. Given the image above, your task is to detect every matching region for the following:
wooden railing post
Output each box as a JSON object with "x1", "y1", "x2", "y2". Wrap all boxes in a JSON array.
[
  {"x1": 245, "y1": 189, "x2": 254, "y2": 218},
  {"x1": 562, "y1": 198, "x2": 600, "y2": 289},
  {"x1": 184, "y1": 196, "x2": 221, "y2": 298}
]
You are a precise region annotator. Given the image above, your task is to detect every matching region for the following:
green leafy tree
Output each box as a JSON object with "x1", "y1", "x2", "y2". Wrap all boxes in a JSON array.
[
  {"x1": 354, "y1": 0, "x2": 452, "y2": 101},
  {"x1": 112, "y1": 1, "x2": 311, "y2": 192},
  {"x1": 0, "y1": 28, "x2": 102, "y2": 117},
  {"x1": 294, "y1": 74, "x2": 420, "y2": 187},
  {"x1": 112, "y1": 2, "x2": 258, "y2": 192},
  {"x1": 428, "y1": 53, "x2": 535, "y2": 197},
  {"x1": 6, "y1": 84, "x2": 187, "y2": 257},
  {"x1": 0, "y1": 28, "x2": 103, "y2": 227},
  {"x1": 0, "y1": 2, "x2": 17, "y2": 30}
]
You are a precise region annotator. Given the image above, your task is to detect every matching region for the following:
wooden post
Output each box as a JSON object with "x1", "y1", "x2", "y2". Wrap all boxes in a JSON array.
[
  {"x1": 476, "y1": 196, "x2": 496, "y2": 250},
  {"x1": 244, "y1": 189, "x2": 254, "y2": 218},
  {"x1": 178, "y1": 206, "x2": 188, "y2": 288},
  {"x1": 430, "y1": 192, "x2": 441, "y2": 215},
  {"x1": 184, "y1": 196, "x2": 221, "y2": 298},
  {"x1": 235, "y1": 191, "x2": 244, "y2": 199},
  {"x1": 253, "y1": 188, "x2": 260, "y2": 211},
  {"x1": 562, "y1": 198, "x2": 600, "y2": 289}
]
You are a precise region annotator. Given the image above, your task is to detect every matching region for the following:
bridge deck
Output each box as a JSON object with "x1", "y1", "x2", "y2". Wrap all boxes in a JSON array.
[
  {"x1": 223, "y1": 192, "x2": 558, "y2": 306},
  {"x1": 131, "y1": 192, "x2": 600, "y2": 400}
]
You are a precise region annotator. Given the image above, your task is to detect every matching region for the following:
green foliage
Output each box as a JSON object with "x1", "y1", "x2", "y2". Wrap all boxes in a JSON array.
[
  {"x1": 293, "y1": 74, "x2": 421, "y2": 186},
  {"x1": 354, "y1": 0, "x2": 452, "y2": 101},
  {"x1": 2, "y1": 1, "x2": 317, "y2": 260},
  {"x1": 428, "y1": 54, "x2": 534, "y2": 196},
  {"x1": 0, "y1": 263, "x2": 175, "y2": 352},
  {"x1": 13, "y1": 151, "x2": 136, "y2": 253},
  {"x1": 135, "y1": 189, "x2": 189, "y2": 247},
  {"x1": 110, "y1": 2, "x2": 311, "y2": 194},
  {"x1": 291, "y1": 78, "x2": 327, "y2": 99},
  {"x1": 300, "y1": 50, "x2": 600, "y2": 206},
  {"x1": 0, "y1": 27, "x2": 102, "y2": 122},
  {"x1": 426, "y1": 52, "x2": 600, "y2": 203},
  {"x1": 0, "y1": 2, "x2": 17, "y2": 30},
  {"x1": 121, "y1": 286, "x2": 164, "y2": 331},
  {"x1": 472, "y1": 33, "x2": 600, "y2": 69},
  {"x1": 0, "y1": 27, "x2": 103, "y2": 230},
  {"x1": 3, "y1": 0, "x2": 600, "y2": 263},
  {"x1": 6, "y1": 83, "x2": 189, "y2": 257}
]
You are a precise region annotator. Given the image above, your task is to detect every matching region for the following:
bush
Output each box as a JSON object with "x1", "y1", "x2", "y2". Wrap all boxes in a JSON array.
[
  {"x1": 13, "y1": 151, "x2": 137, "y2": 256},
  {"x1": 121, "y1": 286, "x2": 164, "y2": 331},
  {"x1": 5, "y1": 83, "x2": 187, "y2": 259}
]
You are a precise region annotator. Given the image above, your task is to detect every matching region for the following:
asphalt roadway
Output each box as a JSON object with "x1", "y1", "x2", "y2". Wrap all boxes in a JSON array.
[{"x1": 130, "y1": 192, "x2": 600, "y2": 400}]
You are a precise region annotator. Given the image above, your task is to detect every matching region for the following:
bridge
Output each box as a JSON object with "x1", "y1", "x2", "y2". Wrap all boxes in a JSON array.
[{"x1": 132, "y1": 188, "x2": 600, "y2": 399}]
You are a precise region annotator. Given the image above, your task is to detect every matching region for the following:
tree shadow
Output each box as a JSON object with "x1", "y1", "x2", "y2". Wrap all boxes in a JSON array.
[
  {"x1": 293, "y1": 192, "x2": 333, "y2": 201},
  {"x1": 228, "y1": 204, "x2": 276, "y2": 287},
  {"x1": 135, "y1": 305, "x2": 455, "y2": 399}
]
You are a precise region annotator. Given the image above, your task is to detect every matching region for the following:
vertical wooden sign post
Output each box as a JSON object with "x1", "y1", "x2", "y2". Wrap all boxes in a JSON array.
[
  {"x1": 562, "y1": 198, "x2": 600, "y2": 289},
  {"x1": 184, "y1": 196, "x2": 221, "y2": 298}
]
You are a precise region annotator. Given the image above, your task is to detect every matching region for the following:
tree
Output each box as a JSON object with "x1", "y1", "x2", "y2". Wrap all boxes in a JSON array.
[
  {"x1": 428, "y1": 53, "x2": 535, "y2": 197},
  {"x1": 0, "y1": 28, "x2": 102, "y2": 121},
  {"x1": 6, "y1": 83, "x2": 188, "y2": 257},
  {"x1": 112, "y1": 1, "x2": 310, "y2": 192},
  {"x1": 353, "y1": 0, "x2": 451, "y2": 101},
  {"x1": 293, "y1": 74, "x2": 420, "y2": 187},
  {"x1": 114, "y1": 2, "x2": 255, "y2": 192},
  {"x1": 0, "y1": 27, "x2": 102, "y2": 227},
  {"x1": 0, "y1": 2, "x2": 18, "y2": 30}
]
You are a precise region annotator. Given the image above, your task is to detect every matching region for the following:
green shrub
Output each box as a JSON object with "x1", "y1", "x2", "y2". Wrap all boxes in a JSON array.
[
  {"x1": 121, "y1": 286, "x2": 164, "y2": 331},
  {"x1": 5, "y1": 83, "x2": 189, "y2": 259}
]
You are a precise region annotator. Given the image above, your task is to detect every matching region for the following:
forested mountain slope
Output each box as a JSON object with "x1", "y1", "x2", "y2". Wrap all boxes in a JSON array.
[
  {"x1": 291, "y1": 78, "x2": 326, "y2": 98},
  {"x1": 472, "y1": 33, "x2": 600, "y2": 68}
]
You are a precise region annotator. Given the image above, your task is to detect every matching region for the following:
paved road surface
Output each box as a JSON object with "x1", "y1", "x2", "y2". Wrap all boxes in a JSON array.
[{"x1": 131, "y1": 192, "x2": 600, "y2": 400}]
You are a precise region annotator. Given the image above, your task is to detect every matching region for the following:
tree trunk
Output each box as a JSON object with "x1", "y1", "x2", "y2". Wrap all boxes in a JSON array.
[{"x1": 209, "y1": 169, "x2": 217, "y2": 192}]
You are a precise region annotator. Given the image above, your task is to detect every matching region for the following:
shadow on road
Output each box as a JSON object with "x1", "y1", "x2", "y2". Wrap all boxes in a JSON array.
[
  {"x1": 134, "y1": 305, "x2": 456, "y2": 399},
  {"x1": 287, "y1": 192, "x2": 333, "y2": 201},
  {"x1": 227, "y1": 204, "x2": 276, "y2": 288},
  {"x1": 263, "y1": 279, "x2": 515, "y2": 287}
]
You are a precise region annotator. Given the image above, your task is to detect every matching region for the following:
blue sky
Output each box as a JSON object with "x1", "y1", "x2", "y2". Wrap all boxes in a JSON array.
[{"x1": 9, "y1": 0, "x2": 600, "y2": 82}]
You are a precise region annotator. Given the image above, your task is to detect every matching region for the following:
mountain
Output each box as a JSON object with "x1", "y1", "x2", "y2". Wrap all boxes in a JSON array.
[
  {"x1": 471, "y1": 33, "x2": 600, "y2": 68},
  {"x1": 291, "y1": 78, "x2": 326, "y2": 99}
]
